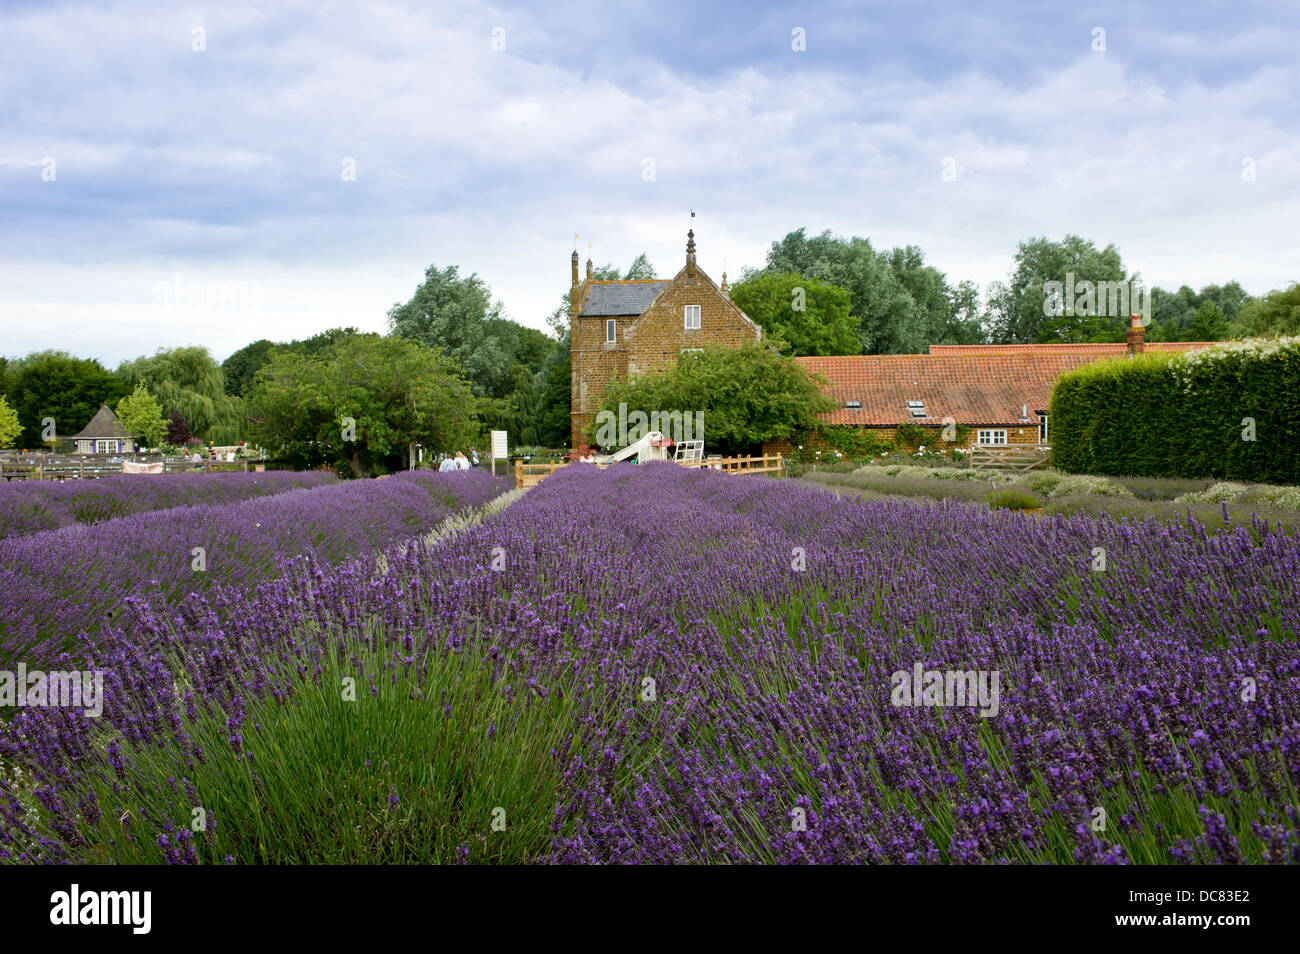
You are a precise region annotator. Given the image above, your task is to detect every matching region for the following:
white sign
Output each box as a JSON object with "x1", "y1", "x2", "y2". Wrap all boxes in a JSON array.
[{"x1": 491, "y1": 430, "x2": 508, "y2": 459}]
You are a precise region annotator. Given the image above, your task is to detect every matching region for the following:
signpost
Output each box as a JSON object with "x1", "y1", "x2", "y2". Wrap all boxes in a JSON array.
[{"x1": 490, "y1": 430, "x2": 507, "y2": 477}]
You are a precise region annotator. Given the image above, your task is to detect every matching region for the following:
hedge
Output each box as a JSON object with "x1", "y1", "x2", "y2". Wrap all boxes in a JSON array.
[{"x1": 1049, "y1": 338, "x2": 1300, "y2": 483}]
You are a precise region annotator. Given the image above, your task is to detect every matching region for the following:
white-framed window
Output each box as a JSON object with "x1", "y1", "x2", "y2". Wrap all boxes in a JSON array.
[
  {"x1": 977, "y1": 429, "x2": 1007, "y2": 446},
  {"x1": 684, "y1": 305, "x2": 701, "y2": 329},
  {"x1": 1037, "y1": 414, "x2": 1048, "y2": 443},
  {"x1": 95, "y1": 439, "x2": 116, "y2": 454},
  {"x1": 606, "y1": 319, "x2": 616, "y2": 343},
  {"x1": 681, "y1": 347, "x2": 702, "y2": 355}
]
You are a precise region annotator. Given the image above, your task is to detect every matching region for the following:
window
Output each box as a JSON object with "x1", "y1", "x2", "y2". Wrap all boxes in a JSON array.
[
  {"x1": 684, "y1": 305, "x2": 701, "y2": 329},
  {"x1": 977, "y1": 429, "x2": 1007, "y2": 446},
  {"x1": 906, "y1": 400, "x2": 927, "y2": 418},
  {"x1": 1037, "y1": 414, "x2": 1048, "y2": 443},
  {"x1": 845, "y1": 400, "x2": 861, "y2": 409},
  {"x1": 606, "y1": 319, "x2": 616, "y2": 343}
]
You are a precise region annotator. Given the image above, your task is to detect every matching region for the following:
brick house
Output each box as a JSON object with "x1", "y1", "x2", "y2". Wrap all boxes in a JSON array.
[
  {"x1": 569, "y1": 229, "x2": 762, "y2": 452},
  {"x1": 763, "y1": 322, "x2": 1216, "y2": 457}
]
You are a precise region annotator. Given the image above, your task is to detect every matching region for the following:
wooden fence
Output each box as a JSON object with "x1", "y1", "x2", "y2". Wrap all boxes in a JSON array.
[
  {"x1": 969, "y1": 445, "x2": 1051, "y2": 472},
  {"x1": 514, "y1": 454, "x2": 785, "y2": 489},
  {"x1": 0, "y1": 454, "x2": 254, "y2": 481}
]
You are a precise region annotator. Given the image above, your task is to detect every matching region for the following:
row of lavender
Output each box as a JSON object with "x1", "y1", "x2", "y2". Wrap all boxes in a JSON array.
[
  {"x1": 0, "y1": 471, "x2": 337, "y2": 540},
  {"x1": 5, "y1": 463, "x2": 1296, "y2": 863},
  {"x1": 0, "y1": 469, "x2": 507, "y2": 666}
]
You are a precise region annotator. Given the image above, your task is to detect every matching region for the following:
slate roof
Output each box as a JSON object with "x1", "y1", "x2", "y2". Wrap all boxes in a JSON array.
[
  {"x1": 69, "y1": 405, "x2": 133, "y2": 440},
  {"x1": 578, "y1": 280, "x2": 671, "y2": 316},
  {"x1": 799, "y1": 353, "x2": 1124, "y2": 427}
]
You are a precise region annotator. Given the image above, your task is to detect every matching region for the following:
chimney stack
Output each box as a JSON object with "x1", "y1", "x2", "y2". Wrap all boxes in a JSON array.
[
  {"x1": 1126, "y1": 313, "x2": 1146, "y2": 356},
  {"x1": 570, "y1": 250, "x2": 580, "y2": 316},
  {"x1": 720, "y1": 271, "x2": 729, "y2": 297},
  {"x1": 686, "y1": 228, "x2": 697, "y2": 281},
  {"x1": 586, "y1": 258, "x2": 593, "y2": 282}
]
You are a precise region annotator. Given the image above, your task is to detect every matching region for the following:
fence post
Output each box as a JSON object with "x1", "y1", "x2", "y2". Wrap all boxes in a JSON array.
[
  {"x1": 514, "y1": 458, "x2": 523, "y2": 487},
  {"x1": 79, "y1": 459, "x2": 84, "y2": 479}
]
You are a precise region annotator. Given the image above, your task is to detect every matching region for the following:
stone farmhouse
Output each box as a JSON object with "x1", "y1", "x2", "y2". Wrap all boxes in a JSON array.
[
  {"x1": 569, "y1": 229, "x2": 762, "y2": 452},
  {"x1": 763, "y1": 323, "x2": 1215, "y2": 457}
]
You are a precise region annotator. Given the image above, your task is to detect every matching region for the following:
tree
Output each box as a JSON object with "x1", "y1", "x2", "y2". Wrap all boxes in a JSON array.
[
  {"x1": 5, "y1": 351, "x2": 127, "y2": 448},
  {"x1": 1234, "y1": 282, "x2": 1300, "y2": 338},
  {"x1": 116, "y1": 384, "x2": 167, "y2": 448},
  {"x1": 1148, "y1": 282, "x2": 1249, "y2": 341},
  {"x1": 165, "y1": 410, "x2": 193, "y2": 446},
  {"x1": 597, "y1": 342, "x2": 833, "y2": 455},
  {"x1": 245, "y1": 334, "x2": 478, "y2": 477},
  {"x1": 0, "y1": 396, "x2": 21, "y2": 448},
  {"x1": 729, "y1": 272, "x2": 857, "y2": 355},
  {"x1": 221, "y1": 339, "x2": 276, "y2": 397},
  {"x1": 117, "y1": 346, "x2": 242, "y2": 444},
  {"x1": 988, "y1": 235, "x2": 1129, "y2": 343},
  {"x1": 1184, "y1": 301, "x2": 1230, "y2": 342},
  {"x1": 387, "y1": 264, "x2": 520, "y2": 399}
]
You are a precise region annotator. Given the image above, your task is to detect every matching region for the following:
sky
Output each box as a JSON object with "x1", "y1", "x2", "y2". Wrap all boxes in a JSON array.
[{"x1": 2, "y1": 0, "x2": 1298, "y2": 366}]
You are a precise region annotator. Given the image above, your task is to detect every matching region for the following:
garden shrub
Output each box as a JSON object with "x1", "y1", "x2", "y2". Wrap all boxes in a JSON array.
[{"x1": 1050, "y1": 338, "x2": 1300, "y2": 482}]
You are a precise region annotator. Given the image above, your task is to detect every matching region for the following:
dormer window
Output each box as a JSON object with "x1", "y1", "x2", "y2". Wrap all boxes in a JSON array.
[
  {"x1": 845, "y1": 400, "x2": 861, "y2": 409},
  {"x1": 606, "y1": 319, "x2": 616, "y2": 343},
  {"x1": 684, "y1": 305, "x2": 701, "y2": 330},
  {"x1": 906, "y1": 400, "x2": 927, "y2": 418}
]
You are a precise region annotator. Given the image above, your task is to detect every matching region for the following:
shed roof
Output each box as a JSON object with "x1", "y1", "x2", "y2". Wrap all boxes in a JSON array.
[{"x1": 69, "y1": 405, "x2": 133, "y2": 440}]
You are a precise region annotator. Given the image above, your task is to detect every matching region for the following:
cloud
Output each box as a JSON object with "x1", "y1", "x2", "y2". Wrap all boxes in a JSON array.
[{"x1": 0, "y1": 0, "x2": 1297, "y2": 364}]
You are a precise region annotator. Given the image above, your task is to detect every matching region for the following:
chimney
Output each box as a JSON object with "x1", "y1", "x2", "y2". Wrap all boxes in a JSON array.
[
  {"x1": 720, "y1": 271, "x2": 729, "y2": 297},
  {"x1": 686, "y1": 228, "x2": 697, "y2": 281},
  {"x1": 570, "y1": 250, "x2": 580, "y2": 316},
  {"x1": 1126, "y1": 313, "x2": 1145, "y2": 356},
  {"x1": 586, "y1": 258, "x2": 593, "y2": 282}
]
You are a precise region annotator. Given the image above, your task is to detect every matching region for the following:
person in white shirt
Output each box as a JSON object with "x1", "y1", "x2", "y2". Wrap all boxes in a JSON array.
[
  {"x1": 454, "y1": 452, "x2": 470, "y2": 470},
  {"x1": 438, "y1": 454, "x2": 456, "y2": 472}
]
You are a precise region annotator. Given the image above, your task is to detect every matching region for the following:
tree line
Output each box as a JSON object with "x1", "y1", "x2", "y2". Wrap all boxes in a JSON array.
[{"x1": 3, "y1": 229, "x2": 1295, "y2": 469}]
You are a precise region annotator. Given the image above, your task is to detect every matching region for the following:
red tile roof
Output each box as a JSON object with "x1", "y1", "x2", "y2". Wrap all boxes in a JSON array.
[
  {"x1": 928, "y1": 342, "x2": 1211, "y2": 356},
  {"x1": 797, "y1": 343, "x2": 1211, "y2": 427}
]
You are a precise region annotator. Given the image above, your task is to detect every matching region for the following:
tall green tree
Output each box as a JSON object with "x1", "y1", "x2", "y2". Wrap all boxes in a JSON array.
[
  {"x1": 985, "y1": 235, "x2": 1129, "y2": 343},
  {"x1": 117, "y1": 346, "x2": 242, "y2": 444},
  {"x1": 597, "y1": 342, "x2": 833, "y2": 455},
  {"x1": 0, "y1": 396, "x2": 21, "y2": 448},
  {"x1": 6, "y1": 351, "x2": 127, "y2": 448},
  {"x1": 245, "y1": 333, "x2": 478, "y2": 477},
  {"x1": 729, "y1": 272, "x2": 857, "y2": 355},
  {"x1": 1233, "y1": 282, "x2": 1300, "y2": 338},
  {"x1": 116, "y1": 384, "x2": 168, "y2": 448},
  {"x1": 221, "y1": 339, "x2": 276, "y2": 397}
]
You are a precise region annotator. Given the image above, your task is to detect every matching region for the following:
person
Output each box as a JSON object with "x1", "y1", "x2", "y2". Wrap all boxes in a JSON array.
[
  {"x1": 469, "y1": 447, "x2": 479, "y2": 467},
  {"x1": 438, "y1": 453, "x2": 456, "y2": 473},
  {"x1": 454, "y1": 451, "x2": 470, "y2": 470}
]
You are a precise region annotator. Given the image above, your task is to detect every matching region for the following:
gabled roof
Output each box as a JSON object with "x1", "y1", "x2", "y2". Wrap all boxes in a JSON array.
[
  {"x1": 578, "y1": 280, "x2": 671, "y2": 316},
  {"x1": 69, "y1": 405, "x2": 133, "y2": 440},
  {"x1": 798, "y1": 352, "x2": 1132, "y2": 427},
  {"x1": 929, "y1": 342, "x2": 1214, "y2": 356}
]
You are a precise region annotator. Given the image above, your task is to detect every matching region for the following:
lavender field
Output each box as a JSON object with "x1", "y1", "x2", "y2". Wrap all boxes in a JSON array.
[
  {"x1": 0, "y1": 471, "x2": 337, "y2": 540},
  {"x1": 2, "y1": 463, "x2": 1297, "y2": 864}
]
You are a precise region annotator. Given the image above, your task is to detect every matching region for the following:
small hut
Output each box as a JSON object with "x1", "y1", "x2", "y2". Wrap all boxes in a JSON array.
[{"x1": 69, "y1": 405, "x2": 133, "y2": 455}]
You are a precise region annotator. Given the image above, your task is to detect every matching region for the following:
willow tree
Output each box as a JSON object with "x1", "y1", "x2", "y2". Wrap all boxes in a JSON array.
[{"x1": 117, "y1": 346, "x2": 243, "y2": 444}]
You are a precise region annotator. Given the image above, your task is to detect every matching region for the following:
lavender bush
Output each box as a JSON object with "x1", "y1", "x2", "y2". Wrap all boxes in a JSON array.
[
  {"x1": 0, "y1": 469, "x2": 507, "y2": 666},
  {"x1": 2, "y1": 463, "x2": 1297, "y2": 864},
  {"x1": 0, "y1": 471, "x2": 337, "y2": 540}
]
